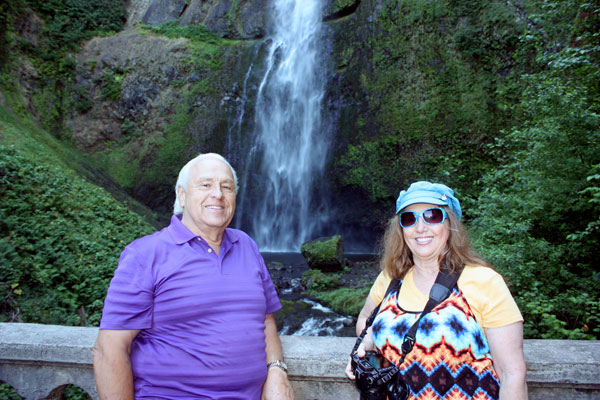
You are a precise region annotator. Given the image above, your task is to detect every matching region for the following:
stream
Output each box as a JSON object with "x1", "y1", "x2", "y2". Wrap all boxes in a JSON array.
[{"x1": 263, "y1": 252, "x2": 376, "y2": 337}]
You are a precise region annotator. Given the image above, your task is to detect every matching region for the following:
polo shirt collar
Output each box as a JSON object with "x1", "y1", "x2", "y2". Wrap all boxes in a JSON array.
[
  {"x1": 168, "y1": 215, "x2": 196, "y2": 244},
  {"x1": 167, "y1": 214, "x2": 241, "y2": 247}
]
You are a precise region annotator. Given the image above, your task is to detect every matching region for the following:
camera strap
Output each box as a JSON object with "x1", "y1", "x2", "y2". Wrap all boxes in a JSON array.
[
  {"x1": 352, "y1": 278, "x2": 400, "y2": 354},
  {"x1": 353, "y1": 266, "x2": 462, "y2": 362},
  {"x1": 399, "y1": 267, "x2": 462, "y2": 362}
]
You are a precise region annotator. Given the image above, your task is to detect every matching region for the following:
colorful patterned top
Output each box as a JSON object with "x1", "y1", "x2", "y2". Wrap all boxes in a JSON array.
[{"x1": 371, "y1": 265, "x2": 522, "y2": 400}]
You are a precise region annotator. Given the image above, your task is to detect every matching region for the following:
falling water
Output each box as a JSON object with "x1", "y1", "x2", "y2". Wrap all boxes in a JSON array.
[{"x1": 234, "y1": 0, "x2": 331, "y2": 251}]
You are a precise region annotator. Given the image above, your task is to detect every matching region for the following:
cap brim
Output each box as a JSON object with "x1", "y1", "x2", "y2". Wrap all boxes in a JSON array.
[{"x1": 396, "y1": 194, "x2": 448, "y2": 214}]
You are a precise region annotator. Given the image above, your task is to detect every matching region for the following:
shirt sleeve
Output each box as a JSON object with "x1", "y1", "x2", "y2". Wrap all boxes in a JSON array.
[
  {"x1": 460, "y1": 266, "x2": 523, "y2": 328},
  {"x1": 368, "y1": 270, "x2": 392, "y2": 304},
  {"x1": 99, "y1": 245, "x2": 154, "y2": 330}
]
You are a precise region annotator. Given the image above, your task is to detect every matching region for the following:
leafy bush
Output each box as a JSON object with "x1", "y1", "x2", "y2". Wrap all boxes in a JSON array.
[
  {"x1": 0, "y1": 145, "x2": 155, "y2": 325},
  {"x1": 0, "y1": 381, "x2": 22, "y2": 400},
  {"x1": 471, "y1": 0, "x2": 600, "y2": 339},
  {"x1": 26, "y1": 0, "x2": 127, "y2": 54}
]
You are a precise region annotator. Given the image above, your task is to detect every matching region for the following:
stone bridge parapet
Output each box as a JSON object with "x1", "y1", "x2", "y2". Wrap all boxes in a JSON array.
[{"x1": 1, "y1": 323, "x2": 599, "y2": 399}]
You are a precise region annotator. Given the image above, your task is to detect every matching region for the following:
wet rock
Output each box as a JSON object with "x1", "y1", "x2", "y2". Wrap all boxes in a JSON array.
[
  {"x1": 301, "y1": 235, "x2": 344, "y2": 272},
  {"x1": 15, "y1": 8, "x2": 43, "y2": 47},
  {"x1": 128, "y1": 0, "x2": 268, "y2": 39},
  {"x1": 141, "y1": 0, "x2": 187, "y2": 25}
]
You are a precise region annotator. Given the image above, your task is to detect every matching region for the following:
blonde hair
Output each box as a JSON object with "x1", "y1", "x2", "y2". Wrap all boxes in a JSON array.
[{"x1": 379, "y1": 206, "x2": 491, "y2": 278}]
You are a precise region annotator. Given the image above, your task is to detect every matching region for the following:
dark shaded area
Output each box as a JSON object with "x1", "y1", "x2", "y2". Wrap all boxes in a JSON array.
[{"x1": 323, "y1": 0, "x2": 361, "y2": 22}]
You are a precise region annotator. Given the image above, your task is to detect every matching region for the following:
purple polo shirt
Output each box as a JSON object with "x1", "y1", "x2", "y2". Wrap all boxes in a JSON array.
[{"x1": 100, "y1": 215, "x2": 281, "y2": 399}]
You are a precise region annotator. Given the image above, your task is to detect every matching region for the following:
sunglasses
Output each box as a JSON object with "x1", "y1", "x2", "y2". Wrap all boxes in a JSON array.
[{"x1": 398, "y1": 207, "x2": 448, "y2": 228}]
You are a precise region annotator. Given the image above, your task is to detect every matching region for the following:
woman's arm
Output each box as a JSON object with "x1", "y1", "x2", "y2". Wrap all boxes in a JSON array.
[
  {"x1": 486, "y1": 322, "x2": 528, "y2": 400},
  {"x1": 346, "y1": 295, "x2": 379, "y2": 379},
  {"x1": 355, "y1": 296, "x2": 378, "y2": 336}
]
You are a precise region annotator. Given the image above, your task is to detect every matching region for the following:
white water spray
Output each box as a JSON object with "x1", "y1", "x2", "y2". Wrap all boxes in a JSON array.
[{"x1": 237, "y1": 0, "x2": 331, "y2": 251}]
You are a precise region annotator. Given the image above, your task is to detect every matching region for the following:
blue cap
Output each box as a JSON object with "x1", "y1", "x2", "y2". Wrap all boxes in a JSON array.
[{"x1": 395, "y1": 181, "x2": 462, "y2": 221}]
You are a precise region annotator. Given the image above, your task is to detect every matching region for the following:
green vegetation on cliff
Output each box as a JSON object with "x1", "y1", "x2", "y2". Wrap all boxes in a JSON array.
[
  {"x1": 328, "y1": 0, "x2": 600, "y2": 339},
  {"x1": 0, "y1": 0, "x2": 598, "y2": 341},
  {"x1": 135, "y1": 20, "x2": 239, "y2": 216},
  {"x1": 0, "y1": 108, "x2": 154, "y2": 326},
  {"x1": 471, "y1": 0, "x2": 600, "y2": 339},
  {"x1": 334, "y1": 0, "x2": 527, "y2": 216},
  {"x1": 1, "y1": 0, "x2": 127, "y2": 135}
]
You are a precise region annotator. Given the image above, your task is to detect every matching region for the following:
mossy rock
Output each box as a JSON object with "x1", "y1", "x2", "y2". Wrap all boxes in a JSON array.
[
  {"x1": 300, "y1": 235, "x2": 344, "y2": 272},
  {"x1": 274, "y1": 300, "x2": 312, "y2": 331}
]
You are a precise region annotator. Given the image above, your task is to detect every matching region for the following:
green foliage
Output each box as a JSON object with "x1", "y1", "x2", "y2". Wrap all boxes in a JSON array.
[
  {"x1": 146, "y1": 20, "x2": 222, "y2": 44},
  {"x1": 62, "y1": 385, "x2": 91, "y2": 400},
  {"x1": 143, "y1": 21, "x2": 226, "y2": 71},
  {"x1": 333, "y1": 0, "x2": 356, "y2": 14},
  {"x1": 4, "y1": 0, "x2": 128, "y2": 137},
  {"x1": 26, "y1": 0, "x2": 127, "y2": 55},
  {"x1": 302, "y1": 269, "x2": 342, "y2": 291},
  {"x1": 0, "y1": 381, "x2": 22, "y2": 400},
  {"x1": 144, "y1": 101, "x2": 194, "y2": 193},
  {"x1": 100, "y1": 71, "x2": 124, "y2": 101},
  {"x1": 301, "y1": 266, "x2": 370, "y2": 317},
  {"x1": 0, "y1": 145, "x2": 155, "y2": 325},
  {"x1": 0, "y1": 0, "x2": 25, "y2": 66},
  {"x1": 0, "y1": 381, "x2": 91, "y2": 399},
  {"x1": 471, "y1": 0, "x2": 600, "y2": 339},
  {"x1": 227, "y1": 0, "x2": 240, "y2": 32},
  {"x1": 310, "y1": 286, "x2": 370, "y2": 317},
  {"x1": 335, "y1": 0, "x2": 526, "y2": 213}
]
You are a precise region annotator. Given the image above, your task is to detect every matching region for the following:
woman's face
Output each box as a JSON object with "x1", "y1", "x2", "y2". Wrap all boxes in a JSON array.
[{"x1": 401, "y1": 203, "x2": 450, "y2": 265}]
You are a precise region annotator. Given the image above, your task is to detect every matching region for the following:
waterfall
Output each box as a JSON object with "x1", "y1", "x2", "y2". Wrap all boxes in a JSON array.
[{"x1": 233, "y1": 0, "x2": 332, "y2": 251}]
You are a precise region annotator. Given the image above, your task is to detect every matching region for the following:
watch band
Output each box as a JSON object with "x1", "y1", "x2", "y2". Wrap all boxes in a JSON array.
[{"x1": 267, "y1": 360, "x2": 288, "y2": 373}]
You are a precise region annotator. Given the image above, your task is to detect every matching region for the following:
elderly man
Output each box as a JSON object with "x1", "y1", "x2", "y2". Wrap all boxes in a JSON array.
[{"x1": 93, "y1": 153, "x2": 293, "y2": 399}]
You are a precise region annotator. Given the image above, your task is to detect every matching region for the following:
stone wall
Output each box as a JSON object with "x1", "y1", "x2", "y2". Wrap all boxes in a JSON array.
[{"x1": 1, "y1": 323, "x2": 599, "y2": 399}]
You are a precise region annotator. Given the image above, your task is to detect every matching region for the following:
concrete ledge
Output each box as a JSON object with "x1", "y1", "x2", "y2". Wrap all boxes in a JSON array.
[{"x1": 1, "y1": 323, "x2": 599, "y2": 399}]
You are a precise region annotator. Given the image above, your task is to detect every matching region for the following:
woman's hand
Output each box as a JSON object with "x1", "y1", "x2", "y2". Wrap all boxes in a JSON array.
[{"x1": 345, "y1": 327, "x2": 376, "y2": 380}]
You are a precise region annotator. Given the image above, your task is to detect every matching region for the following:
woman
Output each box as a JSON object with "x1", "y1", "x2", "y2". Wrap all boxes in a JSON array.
[{"x1": 345, "y1": 181, "x2": 527, "y2": 400}]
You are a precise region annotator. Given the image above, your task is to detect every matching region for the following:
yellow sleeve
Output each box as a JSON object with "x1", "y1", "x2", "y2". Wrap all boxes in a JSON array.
[
  {"x1": 368, "y1": 270, "x2": 392, "y2": 304},
  {"x1": 459, "y1": 265, "x2": 523, "y2": 328}
]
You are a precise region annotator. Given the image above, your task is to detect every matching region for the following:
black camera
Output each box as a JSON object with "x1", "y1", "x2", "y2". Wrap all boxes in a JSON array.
[{"x1": 350, "y1": 351, "x2": 409, "y2": 400}]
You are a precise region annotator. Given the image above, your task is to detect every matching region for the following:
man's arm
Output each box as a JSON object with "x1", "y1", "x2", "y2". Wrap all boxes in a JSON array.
[
  {"x1": 262, "y1": 313, "x2": 294, "y2": 400},
  {"x1": 92, "y1": 329, "x2": 140, "y2": 400}
]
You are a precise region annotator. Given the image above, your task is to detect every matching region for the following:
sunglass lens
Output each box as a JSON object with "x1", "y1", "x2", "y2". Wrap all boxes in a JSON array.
[
  {"x1": 400, "y1": 212, "x2": 416, "y2": 228},
  {"x1": 424, "y1": 208, "x2": 444, "y2": 224}
]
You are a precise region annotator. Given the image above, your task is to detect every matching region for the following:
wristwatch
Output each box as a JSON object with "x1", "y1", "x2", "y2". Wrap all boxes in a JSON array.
[{"x1": 267, "y1": 360, "x2": 288, "y2": 373}]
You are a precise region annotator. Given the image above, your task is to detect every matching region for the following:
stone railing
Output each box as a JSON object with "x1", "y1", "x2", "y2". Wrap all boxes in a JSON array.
[{"x1": 1, "y1": 323, "x2": 599, "y2": 399}]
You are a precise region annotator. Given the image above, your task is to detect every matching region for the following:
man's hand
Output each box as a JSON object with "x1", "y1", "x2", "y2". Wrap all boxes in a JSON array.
[
  {"x1": 262, "y1": 367, "x2": 294, "y2": 400},
  {"x1": 263, "y1": 314, "x2": 294, "y2": 399}
]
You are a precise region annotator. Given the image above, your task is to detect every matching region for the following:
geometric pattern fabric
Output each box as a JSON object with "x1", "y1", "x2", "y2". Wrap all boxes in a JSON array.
[{"x1": 372, "y1": 280, "x2": 500, "y2": 399}]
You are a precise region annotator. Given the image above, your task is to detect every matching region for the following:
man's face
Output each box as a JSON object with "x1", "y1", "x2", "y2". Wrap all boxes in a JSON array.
[{"x1": 178, "y1": 157, "x2": 236, "y2": 237}]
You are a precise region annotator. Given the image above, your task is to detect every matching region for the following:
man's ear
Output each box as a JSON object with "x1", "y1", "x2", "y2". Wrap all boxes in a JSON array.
[{"x1": 177, "y1": 185, "x2": 186, "y2": 209}]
